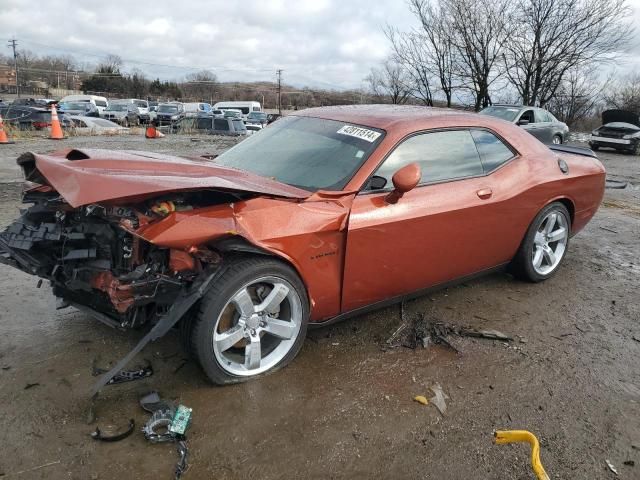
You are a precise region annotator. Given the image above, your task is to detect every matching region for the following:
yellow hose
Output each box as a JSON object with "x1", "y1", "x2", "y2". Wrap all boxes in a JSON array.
[{"x1": 494, "y1": 430, "x2": 550, "y2": 480}]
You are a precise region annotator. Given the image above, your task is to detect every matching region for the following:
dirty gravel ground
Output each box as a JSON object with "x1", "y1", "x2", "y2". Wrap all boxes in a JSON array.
[{"x1": 0, "y1": 135, "x2": 638, "y2": 479}]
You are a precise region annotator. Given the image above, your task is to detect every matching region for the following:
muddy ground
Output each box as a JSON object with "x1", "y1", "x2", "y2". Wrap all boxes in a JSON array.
[{"x1": 0, "y1": 135, "x2": 638, "y2": 479}]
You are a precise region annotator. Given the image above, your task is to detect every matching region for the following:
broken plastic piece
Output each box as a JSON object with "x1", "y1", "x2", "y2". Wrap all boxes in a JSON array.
[
  {"x1": 143, "y1": 408, "x2": 177, "y2": 444},
  {"x1": 140, "y1": 391, "x2": 173, "y2": 413},
  {"x1": 429, "y1": 383, "x2": 447, "y2": 415},
  {"x1": 494, "y1": 430, "x2": 550, "y2": 480},
  {"x1": 91, "y1": 419, "x2": 135, "y2": 442},
  {"x1": 606, "y1": 459, "x2": 618, "y2": 475},
  {"x1": 92, "y1": 360, "x2": 153, "y2": 385}
]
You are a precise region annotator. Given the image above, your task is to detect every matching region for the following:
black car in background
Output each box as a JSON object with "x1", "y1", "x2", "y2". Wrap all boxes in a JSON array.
[
  {"x1": 589, "y1": 110, "x2": 640, "y2": 155},
  {"x1": 0, "y1": 105, "x2": 73, "y2": 130},
  {"x1": 480, "y1": 105, "x2": 569, "y2": 145},
  {"x1": 156, "y1": 103, "x2": 185, "y2": 125}
]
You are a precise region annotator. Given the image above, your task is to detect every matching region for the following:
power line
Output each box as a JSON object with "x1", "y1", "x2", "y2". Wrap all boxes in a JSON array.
[{"x1": 7, "y1": 38, "x2": 19, "y2": 97}]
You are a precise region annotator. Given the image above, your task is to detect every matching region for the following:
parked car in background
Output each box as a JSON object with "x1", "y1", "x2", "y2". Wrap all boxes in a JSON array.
[
  {"x1": 59, "y1": 101, "x2": 99, "y2": 117},
  {"x1": 69, "y1": 116, "x2": 129, "y2": 135},
  {"x1": 101, "y1": 102, "x2": 140, "y2": 127},
  {"x1": 172, "y1": 116, "x2": 248, "y2": 136},
  {"x1": 223, "y1": 109, "x2": 243, "y2": 119},
  {"x1": 148, "y1": 102, "x2": 158, "y2": 122},
  {"x1": 117, "y1": 99, "x2": 150, "y2": 123},
  {"x1": 0, "y1": 105, "x2": 73, "y2": 130},
  {"x1": 246, "y1": 111, "x2": 268, "y2": 126},
  {"x1": 183, "y1": 102, "x2": 213, "y2": 117},
  {"x1": 156, "y1": 102, "x2": 185, "y2": 125},
  {"x1": 59, "y1": 95, "x2": 109, "y2": 114},
  {"x1": 267, "y1": 113, "x2": 281, "y2": 124},
  {"x1": 0, "y1": 105, "x2": 605, "y2": 386},
  {"x1": 11, "y1": 98, "x2": 54, "y2": 107},
  {"x1": 589, "y1": 110, "x2": 640, "y2": 155},
  {"x1": 213, "y1": 101, "x2": 261, "y2": 118},
  {"x1": 480, "y1": 105, "x2": 569, "y2": 145},
  {"x1": 212, "y1": 109, "x2": 224, "y2": 118}
]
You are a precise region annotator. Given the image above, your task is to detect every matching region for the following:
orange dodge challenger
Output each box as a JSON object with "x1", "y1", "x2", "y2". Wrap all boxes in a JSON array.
[{"x1": 0, "y1": 105, "x2": 605, "y2": 391}]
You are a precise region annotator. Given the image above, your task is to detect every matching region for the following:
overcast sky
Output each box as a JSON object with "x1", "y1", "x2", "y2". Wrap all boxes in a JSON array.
[{"x1": 3, "y1": 0, "x2": 640, "y2": 90}]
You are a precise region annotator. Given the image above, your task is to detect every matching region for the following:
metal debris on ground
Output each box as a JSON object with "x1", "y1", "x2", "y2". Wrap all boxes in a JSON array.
[
  {"x1": 605, "y1": 179, "x2": 628, "y2": 189},
  {"x1": 92, "y1": 359, "x2": 153, "y2": 385},
  {"x1": 90, "y1": 419, "x2": 135, "y2": 442},
  {"x1": 606, "y1": 459, "x2": 619, "y2": 475},
  {"x1": 175, "y1": 440, "x2": 189, "y2": 479},
  {"x1": 623, "y1": 460, "x2": 635, "y2": 466},
  {"x1": 413, "y1": 395, "x2": 429, "y2": 406}
]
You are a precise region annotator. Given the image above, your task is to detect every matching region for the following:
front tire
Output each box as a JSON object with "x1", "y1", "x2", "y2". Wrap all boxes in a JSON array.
[
  {"x1": 511, "y1": 202, "x2": 571, "y2": 282},
  {"x1": 191, "y1": 257, "x2": 309, "y2": 385}
]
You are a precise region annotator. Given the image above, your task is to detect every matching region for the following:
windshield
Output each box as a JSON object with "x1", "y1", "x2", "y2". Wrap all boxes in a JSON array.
[
  {"x1": 215, "y1": 116, "x2": 384, "y2": 191},
  {"x1": 159, "y1": 105, "x2": 179, "y2": 113},
  {"x1": 479, "y1": 106, "x2": 520, "y2": 122},
  {"x1": 107, "y1": 104, "x2": 129, "y2": 111},
  {"x1": 63, "y1": 102, "x2": 88, "y2": 110},
  {"x1": 248, "y1": 112, "x2": 267, "y2": 120}
]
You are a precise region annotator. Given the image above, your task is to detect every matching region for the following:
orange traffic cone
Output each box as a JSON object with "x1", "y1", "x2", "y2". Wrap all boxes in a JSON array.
[
  {"x1": 145, "y1": 123, "x2": 165, "y2": 139},
  {"x1": 0, "y1": 114, "x2": 15, "y2": 144},
  {"x1": 49, "y1": 104, "x2": 65, "y2": 140}
]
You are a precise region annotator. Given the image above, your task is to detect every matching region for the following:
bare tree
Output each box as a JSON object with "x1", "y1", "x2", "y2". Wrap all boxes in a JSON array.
[
  {"x1": 443, "y1": 0, "x2": 515, "y2": 110},
  {"x1": 505, "y1": 0, "x2": 633, "y2": 107},
  {"x1": 365, "y1": 58, "x2": 411, "y2": 104},
  {"x1": 97, "y1": 54, "x2": 123, "y2": 75},
  {"x1": 545, "y1": 66, "x2": 610, "y2": 127},
  {"x1": 183, "y1": 70, "x2": 218, "y2": 101},
  {"x1": 602, "y1": 71, "x2": 640, "y2": 112},
  {"x1": 385, "y1": 28, "x2": 434, "y2": 105}
]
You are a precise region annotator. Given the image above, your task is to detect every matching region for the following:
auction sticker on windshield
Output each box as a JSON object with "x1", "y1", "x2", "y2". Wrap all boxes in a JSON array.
[{"x1": 337, "y1": 125, "x2": 381, "y2": 143}]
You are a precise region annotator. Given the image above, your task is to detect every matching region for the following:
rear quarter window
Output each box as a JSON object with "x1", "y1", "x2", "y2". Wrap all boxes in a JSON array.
[
  {"x1": 214, "y1": 119, "x2": 230, "y2": 131},
  {"x1": 470, "y1": 130, "x2": 515, "y2": 173},
  {"x1": 95, "y1": 100, "x2": 107, "y2": 107}
]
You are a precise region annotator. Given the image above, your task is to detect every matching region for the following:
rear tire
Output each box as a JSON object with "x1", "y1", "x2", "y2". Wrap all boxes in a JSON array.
[
  {"x1": 552, "y1": 134, "x2": 562, "y2": 145},
  {"x1": 191, "y1": 257, "x2": 309, "y2": 385},
  {"x1": 511, "y1": 202, "x2": 571, "y2": 282}
]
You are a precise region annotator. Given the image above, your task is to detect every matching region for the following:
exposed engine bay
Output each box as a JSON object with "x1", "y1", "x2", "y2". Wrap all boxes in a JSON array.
[{"x1": 0, "y1": 186, "x2": 244, "y2": 329}]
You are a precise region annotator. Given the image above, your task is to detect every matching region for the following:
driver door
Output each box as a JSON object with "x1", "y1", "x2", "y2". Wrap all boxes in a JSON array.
[{"x1": 341, "y1": 129, "x2": 517, "y2": 312}]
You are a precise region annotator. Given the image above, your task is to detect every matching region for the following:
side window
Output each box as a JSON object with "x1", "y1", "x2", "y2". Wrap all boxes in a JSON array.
[
  {"x1": 214, "y1": 119, "x2": 229, "y2": 131},
  {"x1": 520, "y1": 110, "x2": 535, "y2": 123},
  {"x1": 535, "y1": 109, "x2": 550, "y2": 122},
  {"x1": 374, "y1": 130, "x2": 484, "y2": 187},
  {"x1": 470, "y1": 130, "x2": 515, "y2": 173},
  {"x1": 196, "y1": 118, "x2": 211, "y2": 129}
]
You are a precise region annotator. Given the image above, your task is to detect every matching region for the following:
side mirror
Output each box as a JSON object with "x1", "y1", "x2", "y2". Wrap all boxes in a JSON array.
[
  {"x1": 517, "y1": 119, "x2": 530, "y2": 126},
  {"x1": 385, "y1": 162, "x2": 421, "y2": 204}
]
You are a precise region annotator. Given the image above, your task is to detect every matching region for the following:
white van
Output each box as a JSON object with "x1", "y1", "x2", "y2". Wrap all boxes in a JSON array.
[
  {"x1": 183, "y1": 102, "x2": 213, "y2": 117},
  {"x1": 59, "y1": 94, "x2": 109, "y2": 114},
  {"x1": 213, "y1": 101, "x2": 261, "y2": 119}
]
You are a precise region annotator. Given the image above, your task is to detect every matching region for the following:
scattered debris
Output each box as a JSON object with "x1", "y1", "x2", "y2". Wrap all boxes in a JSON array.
[
  {"x1": 632, "y1": 336, "x2": 640, "y2": 343},
  {"x1": 24, "y1": 382, "x2": 40, "y2": 390},
  {"x1": 172, "y1": 359, "x2": 189, "y2": 374},
  {"x1": 175, "y1": 440, "x2": 189, "y2": 479},
  {"x1": 606, "y1": 459, "x2": 618, "y2": 475},
  {"x1": 429, "y1": 383, "x2": 447, "y2": 416},
  {"x1": 90, "y1": 419, "x2": 135, "y2": 442},
  {"x1": 396, "y1": 314, "x2": 513, "y2": 351},
  {"x1": 623, "y1": 460, "x2": 635, "y2": 467},
  {"x1": 600, "y1": 226, "x2": 619, "y2": 234},
  {"x1": 92, "y1": 359, "x2": 153, "y2": 385},
  {"x1": 413, "y1": 395, "x2": 429, "y2": 406},
  {"x1": 3, "y1": 460, "x2": 61, "y2": 476},
  {"x1": 140, "y1": 392, "x2": 192, "y2": 479}
]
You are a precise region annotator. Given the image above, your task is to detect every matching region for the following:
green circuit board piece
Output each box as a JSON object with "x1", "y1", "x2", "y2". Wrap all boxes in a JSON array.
[{"x1": 169, "y1": 405, "x2": 192, "y2": 435}]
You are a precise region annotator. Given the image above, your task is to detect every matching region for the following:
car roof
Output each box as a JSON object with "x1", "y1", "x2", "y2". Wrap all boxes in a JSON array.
[{"x1": 293, "y1": 104, "x2": 495, "y2": 131}]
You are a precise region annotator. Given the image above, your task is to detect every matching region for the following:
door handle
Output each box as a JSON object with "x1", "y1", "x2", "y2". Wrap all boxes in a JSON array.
[{"x1": 477, "y1": 188, "x2": 493, "y2": 199}]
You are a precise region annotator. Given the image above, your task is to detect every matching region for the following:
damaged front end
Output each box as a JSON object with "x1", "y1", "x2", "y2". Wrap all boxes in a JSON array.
[{"x1": 0, "y1": 189, "x2": 208, "y2": 329}]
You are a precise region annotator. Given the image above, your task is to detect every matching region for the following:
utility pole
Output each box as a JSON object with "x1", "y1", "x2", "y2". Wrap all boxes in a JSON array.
[
  {"x1": 7, "y1": 38, "x2": 19, "y2": 97},
  {"x1": 276, "y1": 69, "x2": 283, "y2": 115}
]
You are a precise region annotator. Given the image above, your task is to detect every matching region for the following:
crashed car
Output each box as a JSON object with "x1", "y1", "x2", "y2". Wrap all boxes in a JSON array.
[
  {"x1": 589, "y1": 109, "x2": 640, "y2": 155},
  {"x1": 0, "y1": 105, "x2": 605, "y2": 388}
]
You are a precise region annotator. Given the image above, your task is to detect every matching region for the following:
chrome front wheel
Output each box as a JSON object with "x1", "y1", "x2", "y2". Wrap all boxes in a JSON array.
[{"x1": 192, "y1": 258, "x2": 309, "y2": 385}]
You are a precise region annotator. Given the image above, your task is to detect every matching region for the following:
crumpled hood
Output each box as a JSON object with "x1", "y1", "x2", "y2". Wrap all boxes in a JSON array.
[
  {"x1": 17, "y1": 148, "x2": 311, "y2": 207},
  {"x1": 602, "y1": 109, "x2": 640, "y2": 127}
]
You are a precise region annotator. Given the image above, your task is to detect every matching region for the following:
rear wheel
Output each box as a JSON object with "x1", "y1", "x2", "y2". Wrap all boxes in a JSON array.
[
  {"x1": 552, "y1": 134, "x2": 562, "y2": 145},
  {"x1": 191, "y1": 257, "x2": 309, "y2": 385},
  {"x1": 511, "y1": 202, "x2": 571, "y2": 282},
  {"x1": 122, "y1": 118, "x2": 129, "y2": 127}
]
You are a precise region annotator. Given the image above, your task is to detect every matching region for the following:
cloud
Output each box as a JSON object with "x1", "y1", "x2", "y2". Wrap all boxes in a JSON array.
[
  {"x1": 1, "y1": 0, "x2": 415, "y2": 89},
  {"x1": 3, "y1": 0, "x2": 639, "y2": 89}
]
